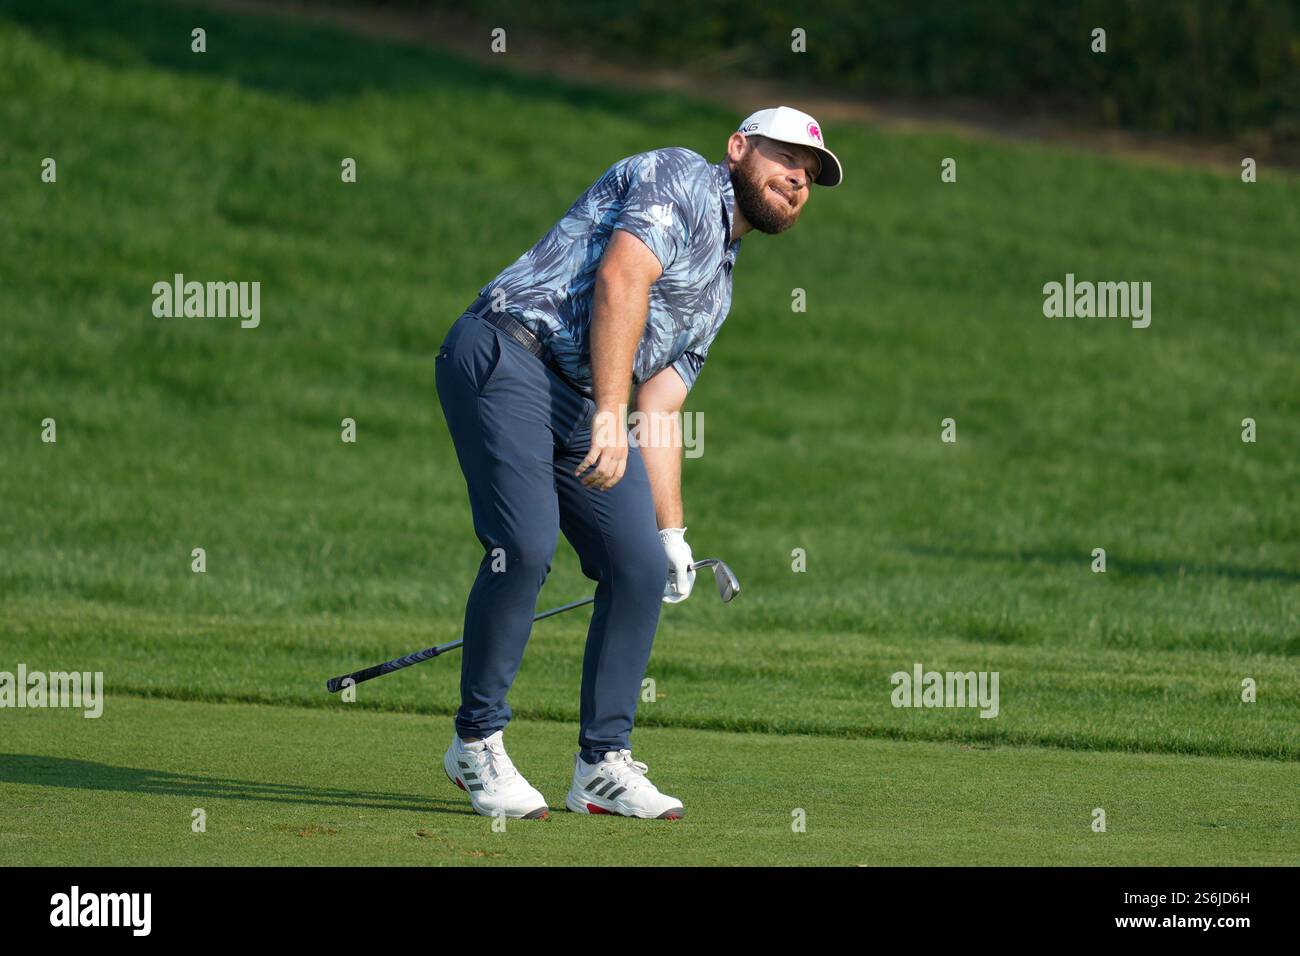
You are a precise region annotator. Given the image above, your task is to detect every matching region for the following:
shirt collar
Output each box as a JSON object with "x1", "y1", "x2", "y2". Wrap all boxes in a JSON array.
[{"x1": 714, "y1": 158, "x2": 742, "y2": 256}]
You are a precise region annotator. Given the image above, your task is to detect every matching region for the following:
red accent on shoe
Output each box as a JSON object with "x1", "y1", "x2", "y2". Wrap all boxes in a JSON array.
[
  {"x1": 586, "y1": 803, "x2": 612, "y2": 814},
  {"x1": 455, "y1": 778, "x2": 467, "y2": 792}
]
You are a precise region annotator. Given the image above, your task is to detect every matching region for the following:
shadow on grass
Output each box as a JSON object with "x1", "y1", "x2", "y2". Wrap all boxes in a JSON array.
[
  {"x1": 0, "y1": 753, "x2": 464, "y2": 814},
  {"x1": 899, "y1": 544, "x2": 1300, "y2": 585}
]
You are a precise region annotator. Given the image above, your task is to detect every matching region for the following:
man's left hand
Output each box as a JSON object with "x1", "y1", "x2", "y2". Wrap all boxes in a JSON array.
[{"x1": 659, "y1": 527, "x2": 696, "y2": 603}]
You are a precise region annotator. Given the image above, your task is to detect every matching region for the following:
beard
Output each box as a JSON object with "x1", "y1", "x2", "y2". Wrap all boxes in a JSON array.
[{"x1": 730, "y1": 149, "x2": 801, "y2": 235}]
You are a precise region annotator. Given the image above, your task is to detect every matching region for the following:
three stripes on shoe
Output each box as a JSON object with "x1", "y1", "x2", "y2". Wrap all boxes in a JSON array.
[
  {"x1": 455, "y1": 759, "x2": 482, "y2": 792},
  {"x1": 458, "y1": 758, "x2": 626, "y2": 800},
  {"x1": 455, "y1": 758, "x2": 640, "y2": 815},
  {"x1": 583, "y1": 776, "x2": 629, "y2": 802}
]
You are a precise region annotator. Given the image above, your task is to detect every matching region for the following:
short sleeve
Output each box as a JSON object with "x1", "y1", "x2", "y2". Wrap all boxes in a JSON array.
[
  {"x1": 671, "y1": 349, "x2": 706, "y2": 392},
  {"x1": 611, "y1": 152, "x2": 693, "y2": 275}
]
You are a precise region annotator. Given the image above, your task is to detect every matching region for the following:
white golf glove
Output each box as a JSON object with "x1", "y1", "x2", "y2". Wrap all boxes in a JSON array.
[{"x1": 659, "y1": 527, "x2": 696, "y2": 604}]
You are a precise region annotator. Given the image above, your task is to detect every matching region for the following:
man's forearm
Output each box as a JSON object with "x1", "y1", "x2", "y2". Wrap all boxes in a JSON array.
[
  {"x1": 579, "y1": 230, "x2": 662, "y2": 491},
  {"x1": 638, "y1": 424, "x2": 684, "y2": 528},
  {"x1": 589, "y1": 273, "x2": 648, "y2": 415}
]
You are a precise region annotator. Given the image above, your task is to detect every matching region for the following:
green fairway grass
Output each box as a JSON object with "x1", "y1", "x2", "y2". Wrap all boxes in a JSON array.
[
  {"x1": 2, "y1": 699, "x2": 1297, "y2": 866},
  {"x1": 1, "y1": 0, "x2": 1297, "y2": 865}
]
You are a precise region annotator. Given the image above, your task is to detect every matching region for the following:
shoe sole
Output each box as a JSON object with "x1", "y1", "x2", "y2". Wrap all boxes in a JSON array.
[
  {"x1": 443, "y1": 758, "x2": 550, "y2": 820},
  {"x1": 565, "y1": 793, "x2": 683, "y2": 820}
]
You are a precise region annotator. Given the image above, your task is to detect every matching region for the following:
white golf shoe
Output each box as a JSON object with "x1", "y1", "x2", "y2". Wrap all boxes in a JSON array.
[
  {"x1": 565, "y1": 749, "x2": 684, "y2": 819},
  {"x1": 442, "y1": 730, "x2": 549, "y2": 820}
]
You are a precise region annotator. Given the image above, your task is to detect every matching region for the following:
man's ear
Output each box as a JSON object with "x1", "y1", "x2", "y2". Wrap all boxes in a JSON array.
[{"x1": 726, "y1": 132, "x2": 756, "y2": 163}]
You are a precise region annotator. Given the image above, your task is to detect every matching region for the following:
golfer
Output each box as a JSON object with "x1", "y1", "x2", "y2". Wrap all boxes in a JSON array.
[{"x1": 436, "y1": 106, "x2": 842, "y2": 819}]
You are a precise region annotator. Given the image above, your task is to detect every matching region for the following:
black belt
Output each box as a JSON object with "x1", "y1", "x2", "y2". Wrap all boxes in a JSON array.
[
  {"x1": 461, "y1": 293, "x2": 591, "y2": 396},
  {"x1": 463, "y1": 293, "x2": 547, "y2": 360}
]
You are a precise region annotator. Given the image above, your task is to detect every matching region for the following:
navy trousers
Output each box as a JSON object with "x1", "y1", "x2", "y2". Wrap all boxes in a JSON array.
[{"x1": 435, "y1": 311, "x2": 667, "y2": 765}]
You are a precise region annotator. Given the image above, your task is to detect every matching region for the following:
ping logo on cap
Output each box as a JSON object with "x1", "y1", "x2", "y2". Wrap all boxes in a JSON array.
[
  {"x1": 740, "y1": 122, "x2": 760, "y2": 133},
  {"x1": 806, "y1": 122, "x2": 823, "y2": 146}
]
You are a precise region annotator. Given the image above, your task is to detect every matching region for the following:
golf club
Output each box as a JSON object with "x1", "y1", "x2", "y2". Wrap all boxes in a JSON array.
[{"x1": 325, "y1": 558, "x2": 739, "y2": 693}]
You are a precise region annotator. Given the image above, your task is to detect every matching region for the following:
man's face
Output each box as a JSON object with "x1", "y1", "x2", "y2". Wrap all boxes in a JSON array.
[{"x1": 729, "y1": 135, "x2": 819, "y2": 235}]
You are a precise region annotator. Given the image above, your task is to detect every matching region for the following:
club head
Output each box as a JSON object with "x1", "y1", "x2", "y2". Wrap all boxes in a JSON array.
[
  {"x1": 712, "y1": 562, "x2": 740, "y2": 602},
  {"x1": 691, "y1": 558, "x2": 740, "y2": 602}
]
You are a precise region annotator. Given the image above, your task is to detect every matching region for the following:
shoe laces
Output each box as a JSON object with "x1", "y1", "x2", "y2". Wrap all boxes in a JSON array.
[
  {"x1": 599, "y1": 750, "x2": 651, "y2": 791},
  {"x1": 470, "y1": 738, "x2": 518, "y2": 787}
]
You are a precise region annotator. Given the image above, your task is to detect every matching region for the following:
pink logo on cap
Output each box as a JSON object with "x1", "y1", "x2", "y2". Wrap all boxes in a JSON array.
[{"x1": 806, "y1": 122, "x2": 823, "y2": 145}]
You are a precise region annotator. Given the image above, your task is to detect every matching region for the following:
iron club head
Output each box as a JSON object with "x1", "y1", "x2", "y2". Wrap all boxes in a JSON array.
[{"x1": 690, "y1": 558, "x2": 741, "y2": 602}]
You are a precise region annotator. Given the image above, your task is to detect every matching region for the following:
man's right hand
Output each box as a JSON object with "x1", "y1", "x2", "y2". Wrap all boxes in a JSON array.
[{"x1": 575, "y1": 407, "x2": 629, "y2": 490}]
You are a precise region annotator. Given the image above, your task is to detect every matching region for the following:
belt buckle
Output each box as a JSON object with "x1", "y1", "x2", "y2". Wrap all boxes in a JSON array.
[{"x1": 476, "y1": 299, "x2": 542, "y2": 358}]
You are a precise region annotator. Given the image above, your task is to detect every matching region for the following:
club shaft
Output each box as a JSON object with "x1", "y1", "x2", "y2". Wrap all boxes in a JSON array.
[
  {"x1": 325, "y1": 596, "x2": 595, "y2": 693},
  {"x1": 325, "y1": 560, "x2": 729, "y2": 693}
]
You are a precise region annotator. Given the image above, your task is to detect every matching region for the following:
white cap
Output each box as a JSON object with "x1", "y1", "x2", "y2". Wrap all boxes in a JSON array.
[{"x1": 736, "y1": 106, "x2": 843, "y2": 187}]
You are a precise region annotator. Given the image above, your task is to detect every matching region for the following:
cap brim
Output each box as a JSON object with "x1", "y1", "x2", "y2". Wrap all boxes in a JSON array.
[{"x1": 811, "y1": 146, "x2": 843, "y2": 187}]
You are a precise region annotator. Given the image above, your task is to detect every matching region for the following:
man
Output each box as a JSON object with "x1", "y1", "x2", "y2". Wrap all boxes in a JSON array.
[{"x1": 436, "y1": 106, "x2": 842, "y2": 820}]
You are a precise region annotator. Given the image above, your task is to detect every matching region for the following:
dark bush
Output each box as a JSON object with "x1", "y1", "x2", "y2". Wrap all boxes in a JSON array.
[{"x1": 361, "y1": 0, "x2": 1299, "y2": 147}]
